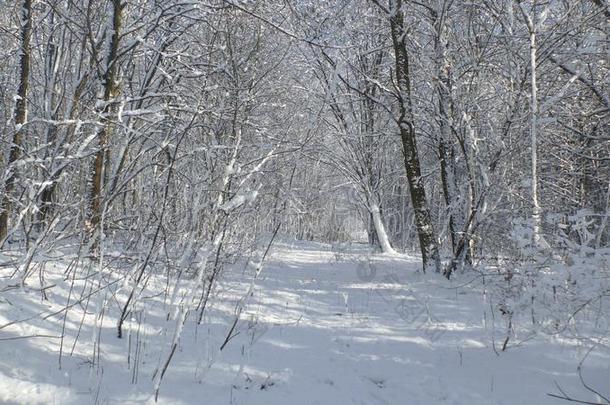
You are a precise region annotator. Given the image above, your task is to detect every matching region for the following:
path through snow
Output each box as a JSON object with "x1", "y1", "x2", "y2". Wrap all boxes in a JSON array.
[{"x1": 0, "y1": 242, "x2": 607, "y2": 404}]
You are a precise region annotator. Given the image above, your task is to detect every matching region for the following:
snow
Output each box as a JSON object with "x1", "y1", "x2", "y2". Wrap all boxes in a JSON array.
[
  {"x1": 219, "y1": 190, "x2": 259, "y2": 212},
  {"x1": 0, "y1": 242, "x2": 608, "y2": 404}
]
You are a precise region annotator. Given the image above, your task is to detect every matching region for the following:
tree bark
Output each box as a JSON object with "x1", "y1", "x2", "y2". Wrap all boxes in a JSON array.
[
  {"x1": 431, "y1": 5, "x2": 462, "y2": 257},
  {"x1": 519, "y1": 1, "x2": 546, "y2": 249},
  {"x1": 0, "y1": 0, "x2": 33, "y2": 243},
  {"x1": 388, "y1": 0, "x2": 440, "y2": 272},
  {"x1": 86, "y1": 0, "x2": 124, "y2": 246}
]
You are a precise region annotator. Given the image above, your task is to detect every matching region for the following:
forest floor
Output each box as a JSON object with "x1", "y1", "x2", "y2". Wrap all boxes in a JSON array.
[{"x1": 0, "y1": 241, "x2": 608, "y2": 404}]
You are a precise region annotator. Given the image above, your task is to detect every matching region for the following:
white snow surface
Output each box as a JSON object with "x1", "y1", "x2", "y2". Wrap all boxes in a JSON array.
[{"x1": 0, "y1": 241, "x2": 608, "y2": 404}]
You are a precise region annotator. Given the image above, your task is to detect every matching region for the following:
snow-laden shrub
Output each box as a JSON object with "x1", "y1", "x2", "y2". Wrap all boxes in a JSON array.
[{"x1": 490, "y1": 213, "x2": 609, "y2": 352}]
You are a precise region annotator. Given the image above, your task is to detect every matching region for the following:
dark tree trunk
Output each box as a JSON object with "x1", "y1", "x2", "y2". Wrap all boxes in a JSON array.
[
  {"x1": 0, "y1": 0, "x2": 33, "y2": 244},
  {"x1": 388, "y1": 0, "x2": 440, "y2": 272},
  {"x1": 86, "y1": 0, "x2": 124, "y2": 246}
]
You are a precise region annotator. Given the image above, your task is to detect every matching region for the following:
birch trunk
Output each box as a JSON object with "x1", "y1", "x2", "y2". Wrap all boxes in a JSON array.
[{"x1": 519, "y1": 1, "x2": 545, "y2": 248}]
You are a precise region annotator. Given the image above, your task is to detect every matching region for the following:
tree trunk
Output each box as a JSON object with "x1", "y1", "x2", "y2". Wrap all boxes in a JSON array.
[
  {"x1": 0, "y1": 0, "x2": 33, "y2": 243},
  {"x1": 431, "y1": 6, "x2": 462, "y2": 257},
  {"x1": 389, "y1": 0, "x2": 440, "y2": 272},
  {"x1": 370, "y1": 203, "x2": 396, "y2": 254},
  {"x1": 86, "y1": 0, "x2": 123, "y2": 246},
  {"x1": 529, "y1": 13, "x2": 542, "y2": 247},
  {"x1": 519, "y1": 1, "x2": 546, "y2": 249},
  {"x1": 368, "y1": 211, "x2": 380, "y2": 247},
  {"x1": 38, "y1": 8, "x2": 61, "y2": 228}
]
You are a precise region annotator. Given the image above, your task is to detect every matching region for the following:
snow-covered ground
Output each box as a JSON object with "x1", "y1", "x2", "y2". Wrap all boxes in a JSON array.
[{"x1": 0, "y1": 241, "x2": 608, "y2": 404}]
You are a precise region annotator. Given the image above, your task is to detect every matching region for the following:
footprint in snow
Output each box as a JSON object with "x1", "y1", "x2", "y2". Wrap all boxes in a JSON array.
[{"x1": 367, "y1": 377, "x2": 386, "y2": 389}]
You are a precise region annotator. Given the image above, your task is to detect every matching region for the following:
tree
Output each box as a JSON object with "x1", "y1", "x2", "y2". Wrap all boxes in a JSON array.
[
  {"x1": 86, "y1": 0, "x2": 124, "y2": 249},
  {"x1": 0, "y1": 0, "x2": 32, "y2": 243},
  {"x1": 518, "y1": 0, "x2": 545, "y2": 249},
  {"x1": 384, "y1": 0, "x2": 441, "y2": 271},
  {"x1": 307, "y1": 18, "x2": 398, "y2": 253}
]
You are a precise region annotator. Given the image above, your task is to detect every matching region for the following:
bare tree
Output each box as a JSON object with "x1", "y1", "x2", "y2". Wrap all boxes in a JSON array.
[
  {"x1": 385, "y1": 0, "x2": 441, "y2": 271},
  {"x1": 0, "y1": 0, "x2": 32, "y2": 243},
  {"x1": 86, "y1": 0, "x2": 124, "y2": 249}
]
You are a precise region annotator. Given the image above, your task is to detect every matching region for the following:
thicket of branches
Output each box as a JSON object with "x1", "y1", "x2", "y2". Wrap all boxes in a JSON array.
[{"x1": 0, "y1": 0, "x2": 608, "y2": 397}]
